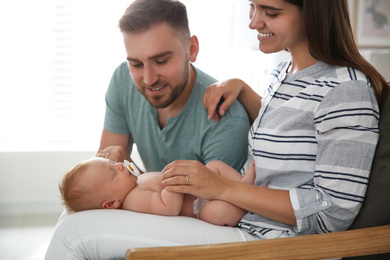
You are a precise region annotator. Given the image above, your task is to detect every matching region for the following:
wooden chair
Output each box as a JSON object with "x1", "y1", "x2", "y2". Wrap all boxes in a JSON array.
[{"x1": 126, "y1": 95, "x2": 390, "y2": 260}]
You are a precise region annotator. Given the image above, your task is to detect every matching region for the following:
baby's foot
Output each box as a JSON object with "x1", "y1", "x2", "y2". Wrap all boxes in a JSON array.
[{"x1": 242, "y1": 160, "x2": 256, "y2": 185}]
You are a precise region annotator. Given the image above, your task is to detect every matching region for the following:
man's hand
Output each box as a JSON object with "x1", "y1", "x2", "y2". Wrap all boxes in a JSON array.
[{"x1": 96, "y1": 145, "x2": 131, "y2": 162}]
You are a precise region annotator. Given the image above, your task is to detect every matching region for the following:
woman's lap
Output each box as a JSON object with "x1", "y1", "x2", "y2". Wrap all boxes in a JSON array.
[{"x1": 45, "y1": 209, "x2": 254, "y2": 260}]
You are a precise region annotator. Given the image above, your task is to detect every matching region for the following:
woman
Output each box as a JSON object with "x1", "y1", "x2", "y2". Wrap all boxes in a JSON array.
[
  {"x1": 45, "y1": 1, "x2": 389, "y2": 259},
  {"x1": 162, "y1": 0, "x2": 388, "y2": 238}
]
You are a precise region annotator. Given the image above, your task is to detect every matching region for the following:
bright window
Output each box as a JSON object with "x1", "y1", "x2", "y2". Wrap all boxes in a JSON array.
[{"x1": 0, "y1": 0, "x2": 275, "y2": 152}]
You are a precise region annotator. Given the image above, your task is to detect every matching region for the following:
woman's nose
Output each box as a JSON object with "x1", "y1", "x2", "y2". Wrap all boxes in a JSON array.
[{"x1": 249, "y1": 9, "x2": 265, "y2": 30}]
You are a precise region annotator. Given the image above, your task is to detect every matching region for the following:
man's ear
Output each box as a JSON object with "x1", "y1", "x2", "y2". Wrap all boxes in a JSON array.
[
  {"x1": 101, "y1": 200, "x2": 121, "y2": 209},
  {"x1": 188, "y1": 35, "x2": 199, "y2": 63}
]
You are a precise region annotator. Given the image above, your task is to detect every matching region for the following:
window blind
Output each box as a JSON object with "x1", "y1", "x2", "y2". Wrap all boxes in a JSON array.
[{"x1": 0, "y1": 0, "x2": 266, "y2": 152}]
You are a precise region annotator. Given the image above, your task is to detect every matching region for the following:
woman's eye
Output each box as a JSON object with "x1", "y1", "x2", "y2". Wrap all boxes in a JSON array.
[{"x1": 266, "y1": 12, "x2": 278, "y2": 18}]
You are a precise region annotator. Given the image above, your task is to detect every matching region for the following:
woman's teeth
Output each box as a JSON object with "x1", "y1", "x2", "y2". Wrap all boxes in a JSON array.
[{"x1": 259, "y1": 32, "x2": 274, "y2": 37}]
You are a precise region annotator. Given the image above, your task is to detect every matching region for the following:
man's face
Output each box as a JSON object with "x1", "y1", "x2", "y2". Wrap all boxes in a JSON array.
[{"x1": 124, "y1": 22, "x2": 190, "y2": 109}]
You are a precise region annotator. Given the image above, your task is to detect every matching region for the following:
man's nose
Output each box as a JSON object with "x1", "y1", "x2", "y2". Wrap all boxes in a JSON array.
[{"x1": 143, "y1": 65, "x2": 158, "y2": 86}]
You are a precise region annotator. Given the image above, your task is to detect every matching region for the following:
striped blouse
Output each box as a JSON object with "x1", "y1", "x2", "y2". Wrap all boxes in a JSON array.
[{"x1": 238, "y1": 61, "x2": 379, "y2": 239}]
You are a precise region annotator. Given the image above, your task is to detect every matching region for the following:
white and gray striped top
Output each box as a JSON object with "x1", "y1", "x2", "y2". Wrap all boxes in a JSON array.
[{"x1": 238, "y1": 61, "x2": 379, "y2": 239}]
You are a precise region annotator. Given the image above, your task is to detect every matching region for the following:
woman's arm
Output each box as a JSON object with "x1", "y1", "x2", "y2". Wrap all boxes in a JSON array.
[
  {"x1": 203, "y1": 79, "x2": 262, "y2": 123},
  {"x1": 162, "y1": 160, "x2": 297, "y2": 226}
]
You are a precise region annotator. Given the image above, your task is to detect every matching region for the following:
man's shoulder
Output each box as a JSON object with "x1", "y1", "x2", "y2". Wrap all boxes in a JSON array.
[
  {"x1": 108, "y1": 61, "x2": 140, "y2": 97},
  {"x1": 193, "y1": 65, "x2": 218, "y2": 91},
  {"x1": 112, "y1": 61, "x2": 132, "y2": 84},
  {"x1": 191, "y1": 66, "x2": 249, "y2": 122}
]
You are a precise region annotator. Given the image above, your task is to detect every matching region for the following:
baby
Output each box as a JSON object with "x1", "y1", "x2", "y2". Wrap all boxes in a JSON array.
[{"x1": 60, "y1": 158, "x2": 255, "y2": 226}]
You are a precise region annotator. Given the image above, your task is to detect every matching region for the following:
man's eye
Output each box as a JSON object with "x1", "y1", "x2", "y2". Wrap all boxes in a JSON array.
[
  {"x1": 156, "y1": 59, "x2": 168, "y2": 65},
  {"x1": 129, "y1": 61, "x2": 143, "y2": 68}
]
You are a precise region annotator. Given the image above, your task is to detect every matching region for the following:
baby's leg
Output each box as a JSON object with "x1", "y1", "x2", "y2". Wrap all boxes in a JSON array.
[
  {"x1": 200, "y1": 160, "x2": 256, "y2": 226},
  {"x1": 205, "y1": 160, "x2": 243, "y2": 182},
  {"x1": 205, "y1": 160, "x2": 255, "y2": 185},
  {"x1": 198, "y1": 200, "x2": 246, "y2": 227}
]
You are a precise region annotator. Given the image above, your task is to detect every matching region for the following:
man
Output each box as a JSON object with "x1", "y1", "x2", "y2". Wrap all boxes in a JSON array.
[
  {"x1": 96, "y1": 0, "x2": 249, "y2": 172},
  {"x1": 45, "y1": 1, "x2": 250, "y2": 258}
]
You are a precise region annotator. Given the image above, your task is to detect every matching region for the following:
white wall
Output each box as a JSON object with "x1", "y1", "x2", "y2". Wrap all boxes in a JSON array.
[
  {"x1": 0, "y1": 150, "x2": 144, "y2": 215},
  {"x1": 361, "y1": 49, "x2": 390, "y2": 82},
  {"x1": 0, "y1": 151, "x2": 95, "y2": 215}
]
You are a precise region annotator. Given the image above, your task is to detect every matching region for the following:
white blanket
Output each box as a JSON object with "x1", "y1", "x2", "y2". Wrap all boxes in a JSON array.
[{"x1": 45, "y1": 209, "x2": 254, "y2": 260}]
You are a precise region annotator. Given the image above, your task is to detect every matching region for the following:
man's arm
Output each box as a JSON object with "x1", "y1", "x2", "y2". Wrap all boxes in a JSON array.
[{"x1": 96, "y1": 129, "x2": 133, "y2": 162}]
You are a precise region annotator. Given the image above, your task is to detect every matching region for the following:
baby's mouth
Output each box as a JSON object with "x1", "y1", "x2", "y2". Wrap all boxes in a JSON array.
[{"x1": 124, "y1": 160, "x2": 140, "y2": 176}]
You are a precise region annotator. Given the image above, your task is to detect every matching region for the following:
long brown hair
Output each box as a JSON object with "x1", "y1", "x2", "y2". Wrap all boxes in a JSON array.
[{"x1": 286, "y1": 0, "x2": 389, "y2": 106}]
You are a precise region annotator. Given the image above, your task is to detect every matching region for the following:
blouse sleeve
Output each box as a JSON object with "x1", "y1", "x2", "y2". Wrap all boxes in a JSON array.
[{"x1": 290, "y1": 79, "x2": 379, "y2": 234}]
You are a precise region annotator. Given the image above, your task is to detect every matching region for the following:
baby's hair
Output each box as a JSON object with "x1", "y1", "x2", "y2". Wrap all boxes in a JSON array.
[{"x1": 59, "y1": 160, "x2": 102, "y2": 212}]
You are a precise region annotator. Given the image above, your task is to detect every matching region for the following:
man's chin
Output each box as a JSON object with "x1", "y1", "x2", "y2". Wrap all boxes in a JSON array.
[{"x1": 146, "y1": 97, "x2": 172, "y2": 109}]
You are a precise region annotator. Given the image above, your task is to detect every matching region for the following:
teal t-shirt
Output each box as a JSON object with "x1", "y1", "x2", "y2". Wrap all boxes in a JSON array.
[{"x1": 104, "y1": 62, "x2": 250, "y2": 172}]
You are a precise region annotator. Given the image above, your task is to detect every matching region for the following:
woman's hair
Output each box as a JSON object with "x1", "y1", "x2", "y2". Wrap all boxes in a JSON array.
[
  {"x1": 118, "y1": 0, "x2": 190, "y2": 44},
  {"x1": 285, "y1": 0, "x2": 389, "y2": 106},
  {"x1": 59, "y1": 161, "x2": 102, "y2": 212}
]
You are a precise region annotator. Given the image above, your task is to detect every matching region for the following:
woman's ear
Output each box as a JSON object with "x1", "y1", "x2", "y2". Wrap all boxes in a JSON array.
[
  {"x1": 101, "y1": 200, "x2": 121, "y2": 209},
  {"x1": 188, "y1": 35, "x2": 199, "y2": 63}
]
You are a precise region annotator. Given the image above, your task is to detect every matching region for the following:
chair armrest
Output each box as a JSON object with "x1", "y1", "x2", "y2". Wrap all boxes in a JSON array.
[{"x1": 126, "y1": 225, "x2": 390, "y2": 260}]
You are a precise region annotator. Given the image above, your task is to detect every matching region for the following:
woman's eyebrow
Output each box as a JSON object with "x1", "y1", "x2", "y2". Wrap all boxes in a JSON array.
[{"x1": 260, "y1": 5, "x2": 283, "y2": 11}]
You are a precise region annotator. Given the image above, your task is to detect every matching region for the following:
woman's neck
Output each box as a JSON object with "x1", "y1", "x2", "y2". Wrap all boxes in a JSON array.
[{"x1": 287, "y1": 44, "x2": 319, "y2": 74}]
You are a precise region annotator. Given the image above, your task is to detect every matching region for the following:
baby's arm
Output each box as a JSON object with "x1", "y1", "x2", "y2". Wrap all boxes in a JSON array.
[
  {"x1": 154, "y1": 187, "x2": 184, "y2": 215},
  {"x1": 122, "y1": 172, "x2": 184, "y2": 216}
]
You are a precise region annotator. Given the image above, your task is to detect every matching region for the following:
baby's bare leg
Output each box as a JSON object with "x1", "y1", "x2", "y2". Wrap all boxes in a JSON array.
[
  {"x1": 205, "y1": 160, "x2": 255, "y2": 184},
  {"x1": 197, "y1": 200, "x2": 247, "y2": 227},
  {"x1": 198, "y1": 160, "x2": 256, "y2": 226}
]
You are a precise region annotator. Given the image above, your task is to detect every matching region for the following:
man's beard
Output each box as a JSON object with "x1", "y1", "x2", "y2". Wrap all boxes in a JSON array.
[{"x1": 143, "y1": 65, "x2": 189, "y2": 109}]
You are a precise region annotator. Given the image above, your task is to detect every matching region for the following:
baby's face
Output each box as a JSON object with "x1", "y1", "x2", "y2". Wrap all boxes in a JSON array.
[{"x1": 80, "y1": 158, "x2": 138, "y2": 203}]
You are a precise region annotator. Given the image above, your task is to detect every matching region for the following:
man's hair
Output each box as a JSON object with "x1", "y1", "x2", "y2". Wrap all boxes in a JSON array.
[
  {"x1": 59, "y1": 160, "x2": 102, "y2": 212},
  {"x1": 119, "y1": 0, "x2": 190, "y2": 43}
]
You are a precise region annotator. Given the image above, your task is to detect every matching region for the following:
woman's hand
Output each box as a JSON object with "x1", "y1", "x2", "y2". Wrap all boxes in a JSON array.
[
  {"x1": 162, "y1": 160, "x2": 297, "y2": 226},
  {"x1": 203, "y1": 79, "x2": 245, "y2": 122},
  {"x1": 161, "y1": 160, "x2": 228, "y2": 200}
]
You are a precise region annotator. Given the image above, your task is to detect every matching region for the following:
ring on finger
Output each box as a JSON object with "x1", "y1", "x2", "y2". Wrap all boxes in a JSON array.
[
  {"x1": 185, "y1": 175, "x2": 189, "y2": 185},
  {"x1": 105, "y1": 153, "x2": 110, "y2": 159}
]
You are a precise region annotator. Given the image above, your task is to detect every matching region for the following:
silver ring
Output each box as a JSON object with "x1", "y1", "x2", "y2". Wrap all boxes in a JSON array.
[
  {"x1": 105, "y1": 153, "x2": 110, "y2": 159},
  {"x1": 185, "y1": 175, "x2": 189, "y2": 185}
]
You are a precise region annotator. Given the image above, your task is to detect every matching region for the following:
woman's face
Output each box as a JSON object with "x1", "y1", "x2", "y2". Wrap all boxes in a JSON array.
[{"x1": 249, "y1": 0, "x2": 307, "y2": 55}]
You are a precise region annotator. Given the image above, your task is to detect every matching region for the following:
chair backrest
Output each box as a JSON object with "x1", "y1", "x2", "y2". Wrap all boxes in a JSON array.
[{"x1": 346, "y1": 94, "x2": 390, "y2": 259}]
